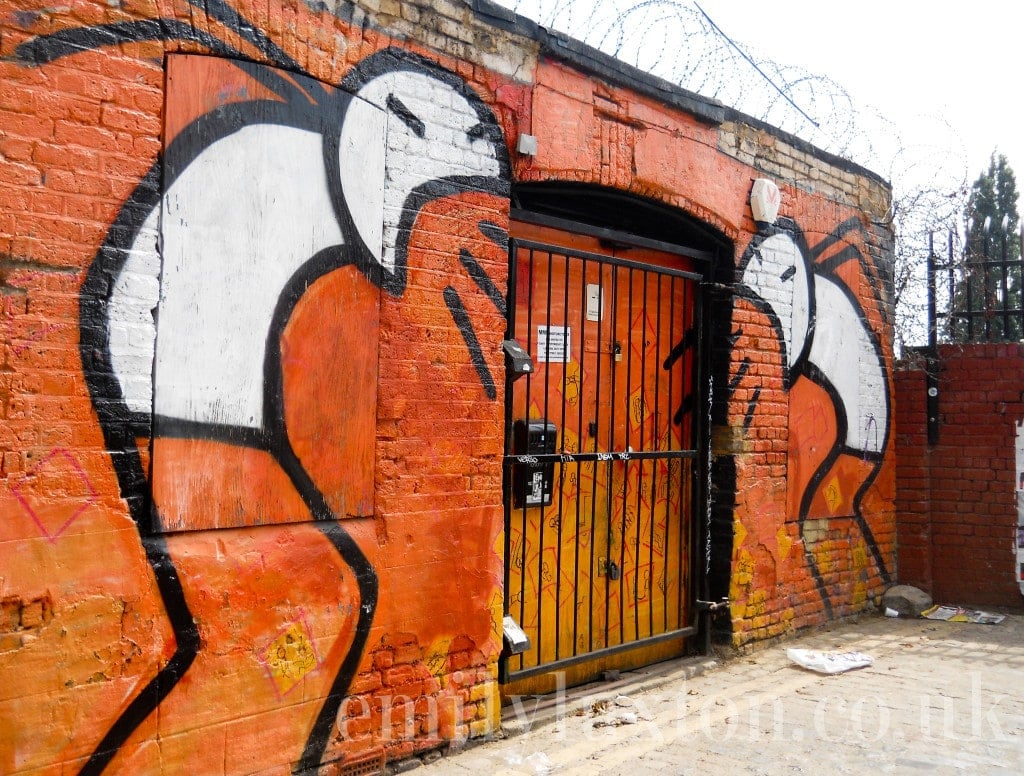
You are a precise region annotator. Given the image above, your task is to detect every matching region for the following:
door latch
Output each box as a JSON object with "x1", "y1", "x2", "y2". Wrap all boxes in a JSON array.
[
  {"x1": 606, "y1": 560, "x2": 621, "y2": 581},
  {"x1": 696, "y1": 597, "x2": 729, "y2": 611}
]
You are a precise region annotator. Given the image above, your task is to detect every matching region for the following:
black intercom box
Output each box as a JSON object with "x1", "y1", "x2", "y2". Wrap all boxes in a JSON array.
[{"x1": 512, "y1": 420, "x2": 557, "y2": 508}]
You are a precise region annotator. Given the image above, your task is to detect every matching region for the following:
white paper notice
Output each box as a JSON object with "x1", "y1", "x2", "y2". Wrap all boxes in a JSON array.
[{"x1": 537, "y1": 325, "x2": 570, "y2": 363}]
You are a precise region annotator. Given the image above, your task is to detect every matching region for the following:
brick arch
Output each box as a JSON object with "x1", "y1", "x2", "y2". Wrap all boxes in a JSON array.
[
  {"x1": 513, "y1": 172, "x2": 739, "y2": 245},
  {"x1": 506, "y1": 180, "x2": 739, "y2": 645}
]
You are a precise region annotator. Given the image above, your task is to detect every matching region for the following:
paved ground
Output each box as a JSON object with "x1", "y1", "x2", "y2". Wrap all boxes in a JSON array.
[{"x1": 416, "y1": 612, "x2": 1024, "y2": 775}]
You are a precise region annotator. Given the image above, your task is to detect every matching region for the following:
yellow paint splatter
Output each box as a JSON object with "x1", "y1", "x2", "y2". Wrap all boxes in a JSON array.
[
  {"x1": 776, "y1": 524, "x2": 793, "y2": 559},
  {"x1": 851, "y1": 580, "x2": 868, "y2": 608},
  {"x1": 264, "y1": 621, "x2": 319, "y2": 697},
  {"x1": 812, "y1": 540, "x2": 834, "y2": 575},
  {"x1": 628, "y1": 386, "x2": 651, "y2": 427},
  {"x1": 734, "y1": 548, "x2": 754, "y2": 587},
  {"x1": 824, "y1": 476, "x2": 843, "y2": 514},
  {"x1": 734, "y1": 519, "x2": 748, "y2": 551},
  {"x1": 744, "y1": 589, "x2": 767, "y2": 617},
  {"x1": 424, "y1": 636, "x2": 453, "y2": 677},
  {"x1": 852, "y1": 542, "x2": 868, "y2": 572}
]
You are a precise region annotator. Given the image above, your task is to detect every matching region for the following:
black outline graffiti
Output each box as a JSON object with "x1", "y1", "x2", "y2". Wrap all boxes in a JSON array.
[
  {"x1": 663, "y1": 326, "x2": 697, "y2": 426},
  {"x1": 18, "y1": 4, "x2": 511, "y2": 773},
  {"x1": 459, "y1": 247, "x2": 507, "y2": 316},
  {"x1": 735, "y1": 218, "x2": 892, "y2": 617},
  {"x1": 728, "y1": 359, "x2": 750, "y2": 391},
  {"x1": 444, "y1": 286, "x2": 498, "y2": 399}
]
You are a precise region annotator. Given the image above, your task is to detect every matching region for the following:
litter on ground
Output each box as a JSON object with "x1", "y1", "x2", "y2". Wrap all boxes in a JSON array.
[
  {"x1": 786, "y1": 648, "x2": 874, "y2": 674},
  {"x1": 920, "y1": 605, "x2": 1005, "y2": 624}
]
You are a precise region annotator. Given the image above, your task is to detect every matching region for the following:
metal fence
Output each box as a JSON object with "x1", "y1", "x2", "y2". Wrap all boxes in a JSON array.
[
  {"x1": 928, "y1": 229, "x2": 1024, "y2": 345},
  {"x1": 502, "y1": 233, "x2": 705, "y2": 681}
]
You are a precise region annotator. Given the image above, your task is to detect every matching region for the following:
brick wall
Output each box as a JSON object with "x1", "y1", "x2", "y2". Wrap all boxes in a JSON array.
[
  {"x1": 895, "y1": 345, "x2": 1024, "y2": 608},
  {"x1": 1, "y1": 0, "x2": 895, "y2": 771},
  {"x1": 894, "y1": 362, "x2": 932, "y2": 589}
]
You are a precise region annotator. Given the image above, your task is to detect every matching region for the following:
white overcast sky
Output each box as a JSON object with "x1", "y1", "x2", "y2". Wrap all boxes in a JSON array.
[
  {"x1": 701, "y1": 1, "x2": 1023, "y2": 184},
  {"x1": 502, "y1": 0, "x2": 1024, "y2": 196}
]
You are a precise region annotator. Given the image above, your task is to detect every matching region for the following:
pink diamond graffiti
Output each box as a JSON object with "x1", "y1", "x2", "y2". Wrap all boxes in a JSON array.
[{"x1": 11, "y1": 448, "x2": 99, "y2": 541}]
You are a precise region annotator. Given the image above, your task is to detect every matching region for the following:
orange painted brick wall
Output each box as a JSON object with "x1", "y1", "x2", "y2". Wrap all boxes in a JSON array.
[
  {"x1": 1, "y1": 2, "x2": 518, "y2": 772},
  {"x1": 1, "y1": 0, "x2": 895, "y2": 772}
]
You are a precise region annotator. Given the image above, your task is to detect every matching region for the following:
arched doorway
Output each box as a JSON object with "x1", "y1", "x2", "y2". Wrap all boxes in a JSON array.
[{"x1": 501, "y1": 185, "x2": 731, "y2": 694}]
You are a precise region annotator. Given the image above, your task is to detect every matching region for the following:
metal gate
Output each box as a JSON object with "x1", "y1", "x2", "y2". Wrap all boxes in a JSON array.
[{"x1": 502, "y1": 216, "x2": 708, "y2": 685}]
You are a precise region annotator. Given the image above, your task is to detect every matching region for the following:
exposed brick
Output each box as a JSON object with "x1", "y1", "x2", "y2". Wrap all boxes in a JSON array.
[
  {"x1": 895, "y1": 344, "x2": 1024, "y2": 608},
  {"x1": 0, "y1": 0, "x2": 900, "y2": 768}
]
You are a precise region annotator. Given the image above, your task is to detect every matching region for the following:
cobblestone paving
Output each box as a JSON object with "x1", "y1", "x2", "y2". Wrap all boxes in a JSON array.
[{"x1": 417, "y1": 613, "x2": 1024, "y2": 775}]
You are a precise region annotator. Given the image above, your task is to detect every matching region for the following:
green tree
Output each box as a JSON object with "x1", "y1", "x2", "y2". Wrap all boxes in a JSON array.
[{"x1": 948, "y1": 153, "x2": 1021, "y2": 341}]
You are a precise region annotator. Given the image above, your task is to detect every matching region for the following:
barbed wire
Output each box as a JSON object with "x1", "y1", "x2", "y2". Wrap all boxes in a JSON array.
[{"x1": 497, "y1": 0, "x2": 971, "y2": 351}]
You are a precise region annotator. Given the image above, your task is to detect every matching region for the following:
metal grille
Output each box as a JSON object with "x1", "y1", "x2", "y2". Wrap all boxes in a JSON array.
[
  {"x1": 503, "y1": 234, "x2": 704, "y2": 680},
  {"x1": 929, "y1": 230, "x2": 1024, "y2": 343},
  {"x1": 335, "y1": 750, "x2": 386, "y2": 776}
]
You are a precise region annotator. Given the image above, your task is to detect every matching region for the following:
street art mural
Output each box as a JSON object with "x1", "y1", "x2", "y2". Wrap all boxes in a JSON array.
[
  {"x1": 735, "y1": 217, "x2": 893, "y2": 616},
  {"x1": 3, "y1": 2, "x2": 510, "y2": 773},
  {"x1": 2, "y1": 0, "x2": 900, "y2": 768}
]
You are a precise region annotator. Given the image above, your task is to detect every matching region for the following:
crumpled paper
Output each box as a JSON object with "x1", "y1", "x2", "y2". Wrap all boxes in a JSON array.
[{"x1": 786, "y1": 648, "x2": 873, "y2": 674}]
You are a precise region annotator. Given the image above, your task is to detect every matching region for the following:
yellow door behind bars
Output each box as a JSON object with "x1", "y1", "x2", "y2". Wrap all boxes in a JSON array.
[{"x1": 503, "y1": 219, "x2": 700, "y2": 695}]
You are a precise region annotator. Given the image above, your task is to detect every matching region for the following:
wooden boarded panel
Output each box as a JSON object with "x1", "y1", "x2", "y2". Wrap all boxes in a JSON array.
[{"x1": 150, "y1": 55, "x2": 382, "y2": 530}]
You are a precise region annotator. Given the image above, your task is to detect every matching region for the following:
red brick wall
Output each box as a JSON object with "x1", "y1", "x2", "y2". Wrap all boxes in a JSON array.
[
  {"x1": 895, "y1": 344, "x2": 1024, "y2": 608},
  {"x1": 894, "y1": 364, "x2": 933, "y2": 589}
]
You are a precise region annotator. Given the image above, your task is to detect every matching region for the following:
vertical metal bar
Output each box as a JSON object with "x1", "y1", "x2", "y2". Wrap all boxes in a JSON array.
[
  {"x1": 615, "y1": 263, "x2": 630, "y2": 646},
  {"x1": 553, "y1": 251, "x2": 571, "y2": 660},
  {"x1": 647, "y1": 270, "x2": 658, "y2": 638},
  {"x1": 694, "y1": 272, "x2": 708, "y2": 624},
  {"x1": 680, "y1": 276, "x2": 692, "y2": 629},
  {"x1": 521, "y1": 246, "x2": 535, "y2": 669},
  {"x1": 659, "y1": 274, "x2": 675, "y2": 638},
  {"x1": 947, "y1": 231, "x2": 955, "y2": 340},
  {"x1": 634, "y1": 269, "x2": 648, "y2": 640},
  {"x1": 1001, "y1": 231, "x2": 1010, "y2": 339},
  {"x1": 589, "y1": 260, "x2": 606, "y2": 654},
  {"x1": 572, "y1": 255, "x2": 588, "y2": 657},
  {"x1": 616, "y1": 265, "x2": 631, "y2": 645},
  {"x1": 966, "y1": 225, "x2": 975, "y2": 341},
  {"x1": 605, "y1": 262, "x2": 620, "y2": 648},
  {"x1": 1019, "y1": 227, "x2": 1024, "y2": 339},
  {"x1": 672, "y1": 276, "x2": 684, "y2": 628},
  {"x1": 534, "y1": 247, "x2": 555, "y2": 666},
  {"x1": 925, "y1": 232, "x2": 940, "y2": 447},
  {"x1": 679, "y1": 275, "x2": 693, "y2": 627},
  {"x1": 927, "y1": 232, "x2": 937, "y2": 349},
  {"x1": 983, "y1": 233, "x2": 992, "y2": 341},
  {"x1": 503, "y1": 238, "x2": 518, "y2": 676}
]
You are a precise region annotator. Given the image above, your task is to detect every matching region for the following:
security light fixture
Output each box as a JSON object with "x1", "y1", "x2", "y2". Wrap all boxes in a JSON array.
[{"x1": 502, "y1": 338, "x2": 533, "y2": 380}]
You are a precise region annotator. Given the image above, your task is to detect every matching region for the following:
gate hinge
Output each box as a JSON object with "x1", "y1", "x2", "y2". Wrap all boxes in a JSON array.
[
  {"x1": 696, "y1": 597, "x2": 729, "y2": 612},
  {"x1": 700, "y1": 281, "x2": 734, "y2": 296}
]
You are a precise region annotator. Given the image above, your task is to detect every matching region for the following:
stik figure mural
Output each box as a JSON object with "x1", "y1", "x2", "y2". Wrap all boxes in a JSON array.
[
  {"x1": 736, "y1": 217, "x2": 892, "y2": 615},
  {"x1": 9, "y1": 2, "x2": 510, "y2": 773}
]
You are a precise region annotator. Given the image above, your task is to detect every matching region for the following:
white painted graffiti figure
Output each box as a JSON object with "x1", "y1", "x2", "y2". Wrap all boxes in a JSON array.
[
  {"x1": 737, "y1": 219, "x2": 892, "y2": 614},
  {"x1": 17, "y1": 5, "x2": 510, "y2": 770}
]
